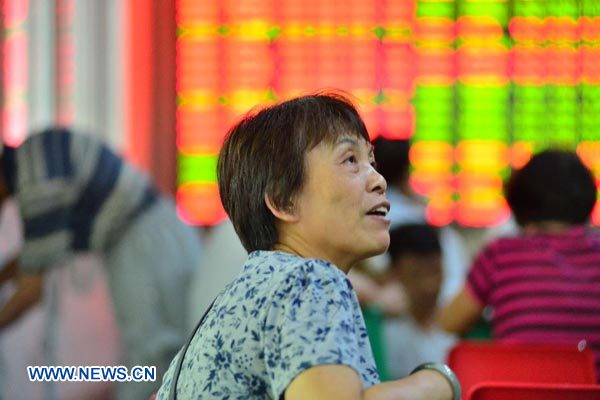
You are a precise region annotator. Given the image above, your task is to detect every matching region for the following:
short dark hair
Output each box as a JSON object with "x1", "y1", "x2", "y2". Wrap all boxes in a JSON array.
[
  {"x1": 372, "y1": 137, "x2": 410, "y2": 185},
  {"x1": 388, "y1": 223, "x2": 441, "y2": 263},
  {"x1": 505, "y1": 149, "x2": 597, "y2": 226},
  {"x1": 218, "y1": 93, "x2": 370, "y2": 252}
]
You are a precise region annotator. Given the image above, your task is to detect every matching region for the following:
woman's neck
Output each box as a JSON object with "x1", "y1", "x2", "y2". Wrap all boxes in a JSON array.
[{"x1": 271, "y1": 239, "x2": 354, "y2": 274}]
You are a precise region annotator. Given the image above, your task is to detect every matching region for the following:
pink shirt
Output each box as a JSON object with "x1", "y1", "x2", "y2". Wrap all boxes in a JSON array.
[{"x1": 467, "y1": 226, "x2": 600, "y2": 381}]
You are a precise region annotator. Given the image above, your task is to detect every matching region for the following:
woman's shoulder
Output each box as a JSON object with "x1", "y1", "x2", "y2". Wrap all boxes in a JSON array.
[
  {"x1": 240, "y1": 251, "x2": 351, "y2": 296},
  {"x1": 246, "y1": 250, "x2": 345, "y2": 277}
]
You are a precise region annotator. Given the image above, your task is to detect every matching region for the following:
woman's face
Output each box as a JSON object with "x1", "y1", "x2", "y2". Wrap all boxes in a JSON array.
[{"x1": 292, "y1": 134, "x2": 390, "y2": 270}]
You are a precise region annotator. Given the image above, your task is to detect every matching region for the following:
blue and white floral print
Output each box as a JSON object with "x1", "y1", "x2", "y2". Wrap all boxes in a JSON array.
[{"x1": 157, "y1": 250, "x2": 379, "y2": 399}]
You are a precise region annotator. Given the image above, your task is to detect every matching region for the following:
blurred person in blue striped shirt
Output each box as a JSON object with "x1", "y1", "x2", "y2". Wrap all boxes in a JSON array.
[{"x1": 0, "y1": 127, "x2": 202, "y2": 400}]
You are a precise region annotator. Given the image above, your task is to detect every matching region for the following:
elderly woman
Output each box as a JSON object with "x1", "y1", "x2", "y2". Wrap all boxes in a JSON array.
[{"x1": 156, "y1": 93, "x2": 459, "y2": 399}]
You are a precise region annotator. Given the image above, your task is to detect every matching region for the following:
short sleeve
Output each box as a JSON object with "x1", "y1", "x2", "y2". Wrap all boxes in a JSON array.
[
  {"x1": 264, "y1": 259, "x2": 375, "y2": 399},
  {"x1": 466, "y1": 242, "x2": 498, "y2": 306},
  {"x1": 17, "y1": 179, "x2": 76, "y2": 272}
]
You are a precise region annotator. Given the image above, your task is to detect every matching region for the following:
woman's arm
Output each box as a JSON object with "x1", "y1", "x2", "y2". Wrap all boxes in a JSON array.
[
  {"x1": 0, "y1": 257, "x2": 18, "y2": 285},
  {"x1": 365, "y1": 369, "x2": 454, "y2": 400},
  {"x1": 0, "y1": 271, "x2": 43, "y2": 328},
  {"x1": 435, "y1": 287, "x2": 483, "y2": 334},
  {"x1": 285, "y1": 364, "x2": 453, "y2": 400}
]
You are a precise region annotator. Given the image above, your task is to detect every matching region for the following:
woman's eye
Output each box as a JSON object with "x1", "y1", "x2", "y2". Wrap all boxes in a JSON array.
[
  {"x1": 344, "y1": 155, "x2": 357, "y2": 164},
  {"x1": 370, "y1": 160, "x2": 377, "y2": 169}
]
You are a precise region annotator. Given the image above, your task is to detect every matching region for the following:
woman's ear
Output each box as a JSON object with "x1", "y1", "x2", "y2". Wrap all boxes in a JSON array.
[{"x1": 264, "y1": 193, "x2": 299, "y2": 223}]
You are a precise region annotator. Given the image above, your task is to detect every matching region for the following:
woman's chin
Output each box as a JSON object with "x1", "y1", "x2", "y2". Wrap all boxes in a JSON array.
[
  {"x1": 377, "y1": 232, "x2": 391, "y2": 252},
  {"x1": 362, "y1": 236, "x2": 390, "y2": 259}
]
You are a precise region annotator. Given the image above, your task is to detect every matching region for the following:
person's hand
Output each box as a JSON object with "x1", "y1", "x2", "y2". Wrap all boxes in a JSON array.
[
  {"x1": 0, "y1": 258, "x2": 18, "y2": 286},
  {"x1": 0, "y1": 271, "x2": 43, "y2": 329},
  {"x1": 347, "y1": 269, "x2": 382, "y2": 306},
  {"x1": 372, "y1": 281, "x2": 409, "y2": 317}
]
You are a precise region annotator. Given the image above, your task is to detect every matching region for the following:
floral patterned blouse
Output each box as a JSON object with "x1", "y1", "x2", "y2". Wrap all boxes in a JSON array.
[{"x1": 157, "y1": 250, "x2": 379, "y2": 399}]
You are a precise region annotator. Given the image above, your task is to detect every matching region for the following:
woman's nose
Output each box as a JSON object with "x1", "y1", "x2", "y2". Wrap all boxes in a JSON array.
[{"x1": 368, "y1": 165, "x2": 387, "y2": 194}]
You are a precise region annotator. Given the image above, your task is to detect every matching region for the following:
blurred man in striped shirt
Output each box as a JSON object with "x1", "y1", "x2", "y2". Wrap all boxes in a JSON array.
[{"x1": 0, "y1": 127, "x2": 202, "y2": 399}]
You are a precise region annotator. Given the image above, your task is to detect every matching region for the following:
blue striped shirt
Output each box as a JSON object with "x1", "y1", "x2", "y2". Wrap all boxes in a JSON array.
[{"x1": 1, "y1": 128, "x2": 157, "y2": 271}]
